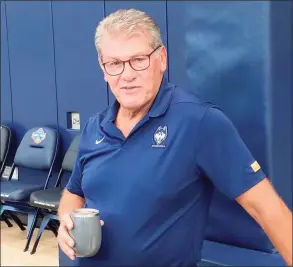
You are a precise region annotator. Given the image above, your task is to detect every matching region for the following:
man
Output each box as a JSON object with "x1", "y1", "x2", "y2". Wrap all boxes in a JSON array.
[{"x1": 57, "y1": 9, "x2": 292, "y2": 266}]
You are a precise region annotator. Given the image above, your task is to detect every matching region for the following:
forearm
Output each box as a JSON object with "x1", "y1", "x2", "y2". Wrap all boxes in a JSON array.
[
  {"x1": 254, "y1": 199, "x2": 292, "y2": 266},
  {"x1": 58, "y1": 189, "x2": 85, "y2": 219},
  {"x1": 236, "y1": 178, "x2": 292, "y2": 265}
]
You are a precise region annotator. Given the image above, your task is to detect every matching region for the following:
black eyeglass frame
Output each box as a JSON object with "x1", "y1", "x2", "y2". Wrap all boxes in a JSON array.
[{"x1": 102, "y1": 45, "x2": 162, "y2": 76}]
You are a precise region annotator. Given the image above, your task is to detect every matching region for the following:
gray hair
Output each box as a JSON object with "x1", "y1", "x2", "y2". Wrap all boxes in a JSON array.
[{"x1": 94, "y1": 9, "x2": 163, "y2": 57}]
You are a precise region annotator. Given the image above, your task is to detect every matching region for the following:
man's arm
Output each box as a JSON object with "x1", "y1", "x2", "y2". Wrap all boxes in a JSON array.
[
  {"x1": 58, "y1": 188, "x2": 85, "y2": 219},
  {"x1": 236, "y1": 178, "x2": 292, "y2": 266},
  {"x1": 57, "y1": 189, "x2": 85, "y2": 260}
]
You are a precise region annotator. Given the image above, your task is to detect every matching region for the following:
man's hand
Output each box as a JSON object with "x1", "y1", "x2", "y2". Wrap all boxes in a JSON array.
[
  {"x1": 57, "y1": 213, "x2": 104, "y2": 260},
  {"x1": 236, "y1": 177, "x2": 292, "y2": 266}
]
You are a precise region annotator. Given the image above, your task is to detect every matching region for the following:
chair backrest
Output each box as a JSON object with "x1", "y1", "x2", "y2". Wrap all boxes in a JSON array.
[
  {"x1": 14, "y1": 127, "x2": 58, "y2": 170},
  {"x1": 61, "y1": 135, "x2": 80, "y2": 172},
  {"x1": 0, "y1": 125, "x2": 11, "y2": 174}
]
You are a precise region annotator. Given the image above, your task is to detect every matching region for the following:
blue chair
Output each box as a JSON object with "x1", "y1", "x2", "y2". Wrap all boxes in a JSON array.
[
  {"x1": 0, "y1": 125, "x2": 11, "y2": 176},
  {"x1": 0, "y1": 125, "x2": 25, "y2": 230},
  {"x1": 29, "y1": 135, "x2": 80, "y2": 254},
  {"x1": 0, "y1": 127, "x2": 59, "y2": 252},
  {"x1": 0, "y1": 125, "x2": 14, "y2": 228}
]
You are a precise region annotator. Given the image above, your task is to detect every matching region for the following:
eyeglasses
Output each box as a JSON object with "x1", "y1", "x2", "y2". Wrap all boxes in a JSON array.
[{"x1": 102, "y1": 45, "x2": 162, "y2": 76}]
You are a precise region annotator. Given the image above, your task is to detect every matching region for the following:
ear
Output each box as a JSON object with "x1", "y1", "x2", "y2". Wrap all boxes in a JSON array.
[
  {"x1": 98, "y1": 56, "x2": 103, "y2": 69},
  {"x1": 159, "y1": 46, "x2": 168, "y2": 72},
  {"x1": 98, "y1": 57, "x2": 108, "y2": 82}
]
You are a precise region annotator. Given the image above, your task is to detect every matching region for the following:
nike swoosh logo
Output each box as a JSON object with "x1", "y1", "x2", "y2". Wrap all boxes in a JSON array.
[{"x1": 95, "y1": 136, "x2": 105, "y2": 145}]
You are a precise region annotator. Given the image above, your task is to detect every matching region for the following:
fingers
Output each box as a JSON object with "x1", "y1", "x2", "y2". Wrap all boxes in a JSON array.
[
  {"x1": 61, "y1": 213, "x2": 74, "y2": 230},
  {"x1": 58, "y1": 214, "x2": 104, "y2": 260},
  {"x1": 58, "y1": 214, "x2": 76, "y2": 260},
  {"x1": 58, "y1": 239, "x2": 76, "y2": 260},
  {"x1": 60, "y1": 224, "x2": 75, "y2": 246}
]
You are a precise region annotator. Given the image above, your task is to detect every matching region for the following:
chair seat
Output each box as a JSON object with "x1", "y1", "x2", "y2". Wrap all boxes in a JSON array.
[
  {"x1": 30, "y1": 188, "x2": 63, "y2": 210},
  {"x1": 0, "y1": 181, "x2": 43, "y2": 201}
]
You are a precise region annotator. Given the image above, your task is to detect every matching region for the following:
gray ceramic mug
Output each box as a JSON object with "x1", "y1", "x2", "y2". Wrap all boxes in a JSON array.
[{"x1": 69, "y1": 208, "x2": 102, "y2": 257}]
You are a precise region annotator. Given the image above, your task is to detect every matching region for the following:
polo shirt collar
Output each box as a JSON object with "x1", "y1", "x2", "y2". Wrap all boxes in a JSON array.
[{"x1": 148, "y1": 75, "x2": 173, "y2": 118}]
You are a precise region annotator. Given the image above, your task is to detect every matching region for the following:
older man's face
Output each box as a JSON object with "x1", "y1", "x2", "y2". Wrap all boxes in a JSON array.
[{"x1": 99, "y1": 30, "x2": 167, "y2": 111}]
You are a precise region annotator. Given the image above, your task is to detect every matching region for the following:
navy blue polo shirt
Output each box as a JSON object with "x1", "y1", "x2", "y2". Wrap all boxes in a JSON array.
[{"x1": 66, "y1": 76, "x2": 266, "y2": 266}]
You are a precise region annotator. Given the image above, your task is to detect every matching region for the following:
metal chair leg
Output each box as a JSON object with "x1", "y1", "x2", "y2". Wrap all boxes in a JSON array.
[
  {"x1": 30, "y1": 214, "x2": 51, "y2": 255},
  {"x1": 7, "y1": 211, "x2": 26, "y2": 231},
  {"x1": 47, "y1": 221, "x2": 58, "y2": 237},
  {"x1": 23, "y1": 209, "x2": 40, "y2": 252},
  {"x1": 50, "y1": 219, "x2": 60, "y2": 230},
  {"x1": 3, "y1": 216, "x2": 13, "y2": 227}
]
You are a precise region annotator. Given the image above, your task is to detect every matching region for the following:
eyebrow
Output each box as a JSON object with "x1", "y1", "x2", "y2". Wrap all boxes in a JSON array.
[{"x1": 103, "y1": 51, "x2": 151, "y2": 61}]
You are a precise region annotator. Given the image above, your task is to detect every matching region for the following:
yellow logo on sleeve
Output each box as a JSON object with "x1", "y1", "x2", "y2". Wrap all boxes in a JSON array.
[{"x1": 251, "y1": 161, "x2": 261, "y2": 172}]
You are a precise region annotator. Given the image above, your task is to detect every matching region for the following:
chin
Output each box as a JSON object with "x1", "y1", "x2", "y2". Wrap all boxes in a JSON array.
[{"x1": 119, "y1": 100, "x2": 143, "y2": 110}]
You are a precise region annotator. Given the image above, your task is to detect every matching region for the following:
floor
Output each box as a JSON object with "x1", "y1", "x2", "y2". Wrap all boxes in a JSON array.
[{"x1": 1, "y1": 221, "x2": 59, "y2": 266}]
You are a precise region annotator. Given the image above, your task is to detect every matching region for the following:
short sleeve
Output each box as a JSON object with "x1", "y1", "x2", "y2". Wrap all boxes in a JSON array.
[{"x1": 196, "y1": 106, "x2": 267, "y2": 200}]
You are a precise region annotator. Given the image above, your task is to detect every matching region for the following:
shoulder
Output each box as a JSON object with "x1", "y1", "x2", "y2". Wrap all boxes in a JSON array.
[
  {"x1": 85, "y1": 105, "x2": 111, "y2": 127},
  {"x1": 167, "y1": 83, "x2": 235, "y2": 133},
  {"x1": 79, "y1": 106, "x2": 110, "y2": 138},
  {"x1": 170, "y1": 84, "x2": 215, "y2": 111},
  {"x1": 168, "y1": 83, "x2": 223, "y2": 121}
]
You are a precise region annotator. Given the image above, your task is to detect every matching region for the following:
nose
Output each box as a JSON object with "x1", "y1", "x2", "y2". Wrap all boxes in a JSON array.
[{"x1": 121, "y1": 61, "x2": 136, "y2": 82}]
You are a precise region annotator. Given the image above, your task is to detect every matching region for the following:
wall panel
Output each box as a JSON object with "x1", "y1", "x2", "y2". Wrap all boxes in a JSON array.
[
  {"x1": 6, "y1": 1, "x2": 58, "y2": 139},
  {"x1": 269, "y1": 0, "x2": 292, "y2": 209},
  {"x1": 1, "y1": 1, "x2": 13, "y2": 127},
  {"x1": 168, "y1": 1, "x2": 273, "y2": 252},
  {"x1": 6, "y1": 1, "x2": 58, "y2": 184},
  {"x1": 52, "y1": 1, "x2": 108, "y2": 153}
]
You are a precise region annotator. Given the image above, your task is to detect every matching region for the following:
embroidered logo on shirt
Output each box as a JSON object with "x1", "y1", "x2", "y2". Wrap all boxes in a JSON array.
[
  {"x1": 152, "y1": 126, "x2": 167, "y2": 148},
  {"x1": 95, "y1": 136, "x2": 105, "y2": 145},
  {"x1": 251, "y1": 161, "x2": 261, "y2": 172}
]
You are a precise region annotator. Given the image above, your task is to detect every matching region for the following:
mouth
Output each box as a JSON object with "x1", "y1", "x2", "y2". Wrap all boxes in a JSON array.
[
  {"x1": 121, "y1": 86, "x2": 140, "y2": 89},
  {"x1": 120, "y1": 86, "x2": 141, "y2": 93}
]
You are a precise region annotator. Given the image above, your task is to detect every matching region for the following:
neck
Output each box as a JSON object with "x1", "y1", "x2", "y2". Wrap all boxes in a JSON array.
[
  {"x1": 114, "y1": 100, "x2": 153, "y2": 138},
  {"x1": 118, "y1": 101, "x2": 152, "y2": 121}
]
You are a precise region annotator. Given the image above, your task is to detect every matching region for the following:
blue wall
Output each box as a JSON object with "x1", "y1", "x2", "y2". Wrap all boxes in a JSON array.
[{"x1": 1, "y1": 1, "x2": 292, "y2": 265}]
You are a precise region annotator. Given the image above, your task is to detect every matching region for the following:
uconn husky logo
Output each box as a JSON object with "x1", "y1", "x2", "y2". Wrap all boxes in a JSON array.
[{"x1": 152, "y1": 126, "x2": 168, "y2": 148}]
